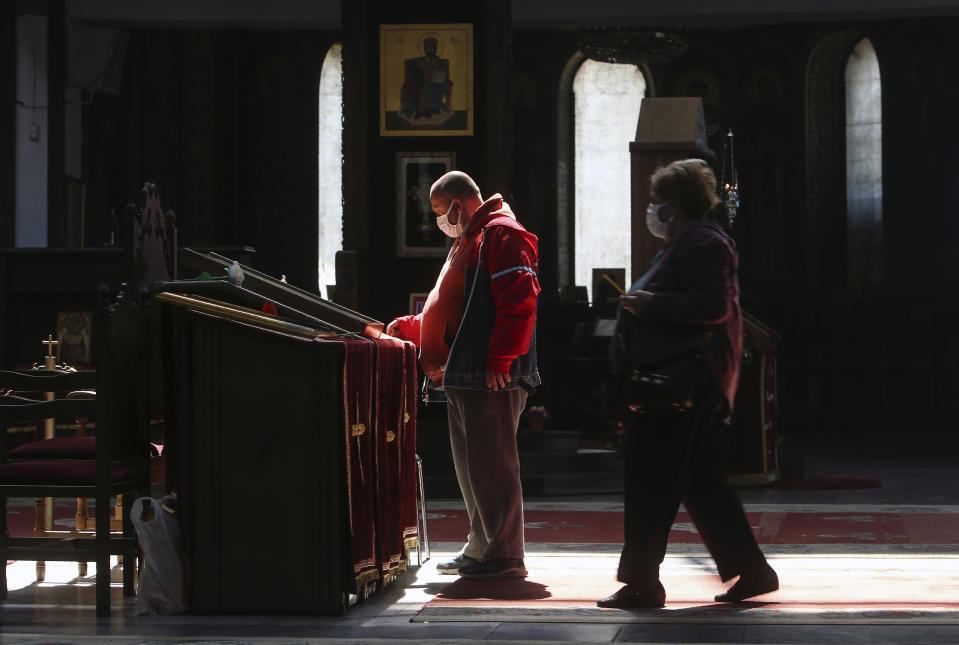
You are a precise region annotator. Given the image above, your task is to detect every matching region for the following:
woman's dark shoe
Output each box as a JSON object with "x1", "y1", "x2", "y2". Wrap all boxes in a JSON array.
[
  {"x1": 596, "y1": 583, "x2": 666, "y2": 609},
  {"x1": 714, "y1": 564, "x2": 779, "y2": 602}
]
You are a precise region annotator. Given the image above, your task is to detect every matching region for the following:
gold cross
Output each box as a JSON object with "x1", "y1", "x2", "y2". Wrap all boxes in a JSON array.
[{"x1": 42, "y1": 335, "x2": 58, "y2": 358}]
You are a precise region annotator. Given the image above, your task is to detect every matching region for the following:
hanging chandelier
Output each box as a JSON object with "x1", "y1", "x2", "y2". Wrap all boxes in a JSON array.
[{"x1": 579, "y1": 28, "x2": 688, "y2": 66}]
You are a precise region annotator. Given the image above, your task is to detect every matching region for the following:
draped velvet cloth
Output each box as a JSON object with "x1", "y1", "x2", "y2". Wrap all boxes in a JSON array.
[
  {"x1": 340, "y1": 338, "x2": 378, "y2": 588},
  {"x1": 340, "y1": 336, "x2": 419, "y2": 589},
  {"x1": 371, "y1": 338, "x2": 419, "y2": 581},
  {"x1": 400, "y1": 342, "x2": 419, "y2": 553}
]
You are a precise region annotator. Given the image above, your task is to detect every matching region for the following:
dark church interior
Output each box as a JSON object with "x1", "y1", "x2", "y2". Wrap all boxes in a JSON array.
[{"x1": 2, "y1": 1, "x2": 959, "y2": 643}]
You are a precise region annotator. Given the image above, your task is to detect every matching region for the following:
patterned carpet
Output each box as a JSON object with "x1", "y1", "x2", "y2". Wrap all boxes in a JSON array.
[
  {"x1": 427, "y1": 502, "x2": 959, "y2": 547},
  {"x1": 414, "y1": 502, "x2": 959, "y2": 623}
]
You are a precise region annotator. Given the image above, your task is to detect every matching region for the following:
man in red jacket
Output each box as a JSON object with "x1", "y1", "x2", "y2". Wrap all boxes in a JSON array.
[{"x1": 388, "y1": 171, "x2": 541, "y2": 579}]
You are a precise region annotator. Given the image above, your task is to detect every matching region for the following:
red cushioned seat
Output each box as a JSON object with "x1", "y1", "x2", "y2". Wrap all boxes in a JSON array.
[
  {"x1": 0, "y1": 460, "x2": 136, "y2": 485},
  {"x1": 7, "y1": 436, "x2": 96, "y2": 459}
]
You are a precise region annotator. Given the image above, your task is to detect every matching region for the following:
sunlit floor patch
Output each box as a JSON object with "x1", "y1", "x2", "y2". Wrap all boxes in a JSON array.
[
  {"x1": 6, "y1": 557, "x2": 122, "y2": 592},
  {"x1": 412, "y1": 548, "x2": 959, "y2": 623}
]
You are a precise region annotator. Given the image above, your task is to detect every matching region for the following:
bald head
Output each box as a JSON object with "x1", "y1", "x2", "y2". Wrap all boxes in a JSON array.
[
  {"x1": 431, "y1": 171, "x2": 481, "y2": 202},
  {"x1": 429, "y1": 171, "x2": 484, "y2": 230}
]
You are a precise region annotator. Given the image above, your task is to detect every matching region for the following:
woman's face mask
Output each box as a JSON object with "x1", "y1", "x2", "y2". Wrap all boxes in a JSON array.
[
  {"x1": 645, "y1": 202, "x2": 673, "y2": 239},
  {"x1": 436, "y1": 200, "x2": 465, "y2": 238}
]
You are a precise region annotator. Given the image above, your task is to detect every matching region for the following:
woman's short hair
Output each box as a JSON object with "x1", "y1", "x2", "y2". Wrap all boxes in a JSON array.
[{"x1": 650, "y1": 158, "x2": 719, "y2": 219}]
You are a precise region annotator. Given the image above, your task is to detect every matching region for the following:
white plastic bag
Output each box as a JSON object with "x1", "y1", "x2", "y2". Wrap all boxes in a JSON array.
[{"x1": 131, "y1": 494, "x2": 187, "y2": 615}]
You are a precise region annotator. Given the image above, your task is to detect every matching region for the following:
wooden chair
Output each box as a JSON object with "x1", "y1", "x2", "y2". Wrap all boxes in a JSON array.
[
  {"x1": 7, "y1": 387, "x2": 130, "y2": 579},
  {"x1": 0, "y1": 290, "x2": 152, "y2": 616}
]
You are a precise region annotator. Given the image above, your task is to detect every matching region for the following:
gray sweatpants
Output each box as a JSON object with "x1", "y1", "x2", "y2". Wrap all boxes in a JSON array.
[{"x1": 445, "y1": 386, "x2": 527, "y2": 560}]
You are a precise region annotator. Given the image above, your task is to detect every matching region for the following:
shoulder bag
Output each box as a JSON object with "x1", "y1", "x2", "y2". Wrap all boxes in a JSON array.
[{"x1": 625, "y1": 354, "x2": 702, "y2": 414}]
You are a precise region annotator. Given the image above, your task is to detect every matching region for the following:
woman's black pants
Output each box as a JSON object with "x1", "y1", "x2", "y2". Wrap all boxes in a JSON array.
[{"x1": 616, "y1": 375, "x2": 767, "y2": 586}]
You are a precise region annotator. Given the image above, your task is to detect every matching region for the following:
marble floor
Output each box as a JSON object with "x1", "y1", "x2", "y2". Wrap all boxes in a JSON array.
[{"x1": 2, "y1": 436, "x2": 958, "y2": 645}]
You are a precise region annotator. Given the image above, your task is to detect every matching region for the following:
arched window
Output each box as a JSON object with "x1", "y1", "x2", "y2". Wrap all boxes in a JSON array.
[
  {"x1": 845, "y1": 38, "x2": 882, "y2": 287},
  {"x1": 317, "y1": 43, "x2": 343, "y2": 300},
  {"x1": 573, "y1": 59, "x2": 646, "y2": 300}
]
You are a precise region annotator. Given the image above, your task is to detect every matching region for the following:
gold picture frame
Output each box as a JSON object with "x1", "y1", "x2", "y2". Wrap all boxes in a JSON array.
[
  {"x1": 408, "y1": 292, "x2": 428, "y2": 315},
  {"x1": 380, "y1": 23, "x2": 473, "y2": 136},
  {"x1": 397, "y1": 151, "x2": 456, "y2": 257}
]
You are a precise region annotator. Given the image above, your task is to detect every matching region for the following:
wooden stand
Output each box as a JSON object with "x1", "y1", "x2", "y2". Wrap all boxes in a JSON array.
[{"x1": 32, "y1": 336, "x2": 58, "y2": 581}]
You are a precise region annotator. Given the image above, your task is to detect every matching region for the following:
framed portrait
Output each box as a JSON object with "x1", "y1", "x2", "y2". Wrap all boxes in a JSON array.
[
  {"x1": 380, "y1": 23, "x2": 473, "y2": 136},
  {"x1": 57, "y1": 311, "x2": 93, "y2": 365},
  {"x1": 396, "y1": 151, "x2": 456, "y2": 257}
]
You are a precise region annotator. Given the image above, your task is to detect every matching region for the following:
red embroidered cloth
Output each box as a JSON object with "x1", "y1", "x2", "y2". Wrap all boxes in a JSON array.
[
  {"x1": 339, "y1": 336, "x2": 418, "y2": 589},
  {"x1": 372, "y1": 338, "x2": 419, "y2": 579},
  {"x1": 400, "y1": 342, "x2": 419, "y2": 550},
  {"x1": 340, "y1": 338, "x2": 378, "y2": 587}
]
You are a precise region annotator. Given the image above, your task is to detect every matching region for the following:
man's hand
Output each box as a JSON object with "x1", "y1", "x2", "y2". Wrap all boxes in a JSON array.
[
  {"x1": 619, "y1": 290, "x2": 654, "y2": 316},
  {"x1": 486, "y1": 369, "x2": 511, "y2": 391}
]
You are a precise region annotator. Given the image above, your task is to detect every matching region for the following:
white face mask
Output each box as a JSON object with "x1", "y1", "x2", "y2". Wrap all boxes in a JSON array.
[
  {"x1": 436, "y1": 201, "x2": 465, "y2": 238},
  {"x1": 645, "y1": 202, "x2": 672, "y2": 239}
]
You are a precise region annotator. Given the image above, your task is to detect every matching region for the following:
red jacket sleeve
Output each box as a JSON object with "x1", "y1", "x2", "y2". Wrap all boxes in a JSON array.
[
  {"x1": 389, "y1": 313, "x2": 423, "y2": 347},
  {"x1": 483, "y1": 224, "x2": 541, "y2": 373}
]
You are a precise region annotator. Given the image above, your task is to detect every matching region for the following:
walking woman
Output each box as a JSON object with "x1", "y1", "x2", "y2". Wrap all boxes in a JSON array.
[{"x1": 599, "y1": 159, "x2": 778, "y2": 609}]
